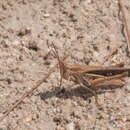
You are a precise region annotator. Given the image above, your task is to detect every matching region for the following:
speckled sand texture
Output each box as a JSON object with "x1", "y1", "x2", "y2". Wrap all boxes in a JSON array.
[{"x1": 0, "y1": 0, "x2": 130, "y2": 129}]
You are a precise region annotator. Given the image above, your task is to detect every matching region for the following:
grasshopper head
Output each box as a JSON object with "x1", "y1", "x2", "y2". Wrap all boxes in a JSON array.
[
  {"x1": 58, "y1": 59, "x2": 68, "y2": 79},
  {"x1": 51, "y1": 42, "x2": 69, "y2": 86}
]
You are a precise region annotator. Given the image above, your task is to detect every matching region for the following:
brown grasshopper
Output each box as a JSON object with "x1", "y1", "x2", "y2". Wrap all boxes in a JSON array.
[{"x1": 50, "y1": 43, "x2": 130, "y2": 104}]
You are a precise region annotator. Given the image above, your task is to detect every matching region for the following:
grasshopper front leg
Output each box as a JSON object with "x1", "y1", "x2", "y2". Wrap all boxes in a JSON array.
[{"x1": 74, "y1": 75, "x2": 99, "y2": 105}]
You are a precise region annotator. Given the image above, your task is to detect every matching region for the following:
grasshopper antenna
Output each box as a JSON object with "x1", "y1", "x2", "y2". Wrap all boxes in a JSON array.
[
  {"x1": 46, "y1": 40, "x2": 60, "y2": 62},
  {"x1": 51, "y1": 42, "x2": 61, "y2": 63},
  {"x1": 48, "y1": 41, "x2": 63, "y2": 88}
]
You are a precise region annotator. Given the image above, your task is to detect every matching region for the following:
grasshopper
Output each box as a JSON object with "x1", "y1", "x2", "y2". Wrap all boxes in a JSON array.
[{"x1": 50, "y1": 43, "x2": 130, "y2": 104}]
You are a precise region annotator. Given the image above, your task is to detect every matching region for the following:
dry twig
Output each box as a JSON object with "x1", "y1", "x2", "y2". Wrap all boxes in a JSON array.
[
  {"x1": 118, "y1": 0, "x2": 130, "y2": 51},
  {"x1": 101, "y1": 44, "x2": 121, "y2": 65}
]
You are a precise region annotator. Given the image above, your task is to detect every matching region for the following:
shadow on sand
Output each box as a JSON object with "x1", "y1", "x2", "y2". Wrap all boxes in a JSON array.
[{"x1": 38, "y1": 85, "x2": 122, "y2": 101}]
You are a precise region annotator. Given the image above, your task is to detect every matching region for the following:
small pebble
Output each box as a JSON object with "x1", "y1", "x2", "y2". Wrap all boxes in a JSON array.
[
  {"x1": 28, "y1": 41, "x2": 39, "y2": 51},
  {"x1": 38, "y1": 50, "x2": 45, "y2": 58},
  {"x1": 87, "y1": 0, "x2": 92, "y2": 4},
  {"x1": 125, "y1": 79, "x2": 130, "y2": 92},
  {"x1": 93, "y1": 51, "x2": 100, "y2": 58},
  {"x1": 118, "y1": 116, "x2": 127, "y2": 122},
  {"x1": 17, "y1": 27, "x2": 31, "y2": 36},
  {"x1": 91, "y1": 44, "x2": 98, "y2": 51},
  {"x1": 124, "y1": 96, "x2": 130, "y2": 107},
  {"x1": 72, "y1": 109, "x2": 81, "y2": 119},
  {"x1": 24, "y1": 116, "x2": 32, "y2": 122},
  {"x1": 126, "y1": 96, "x2": 130, "y2": 106},
  {"x1": 32, "y1": 54, "x2": 38, "y2": 61},
  {"x1": 1, "y1": 40, "x2": 8, "y2": 48},
  {"x1": 124, "y1": 85, "x2": 130, "y2": 92},
  {"x1": 43, "y1": 13, "x2": 50, "y2": 18},
  {"x1": 66, "y1": 122, "x2": 74, "y2": 130},
  {"x1": 56, "y1": 126, "x2": 63, "y2": 130},
  {"x1": 12, "y1": 40, "x2": 20, "y2": 46},
  {"x1": 14, "y1": 73, "x2": 23, "y2": 82},
  {"x1": 0, "y1": 113, "x2": 3, "y2": 117}
]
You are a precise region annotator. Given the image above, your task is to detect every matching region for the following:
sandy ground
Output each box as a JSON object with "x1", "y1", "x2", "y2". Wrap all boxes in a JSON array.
[{"x1": 0, "y1": 0, "x2": 130, "y2": 129}]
